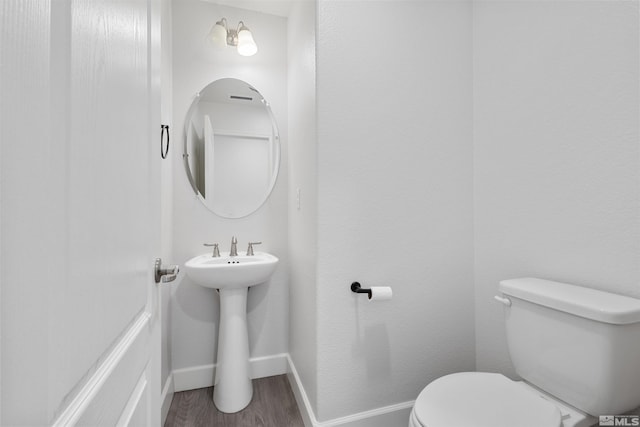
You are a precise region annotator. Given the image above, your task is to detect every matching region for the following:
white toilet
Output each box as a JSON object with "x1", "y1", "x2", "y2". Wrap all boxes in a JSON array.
[{"x1": 409, "y1": 277, "x2": 640, "y2": 427}]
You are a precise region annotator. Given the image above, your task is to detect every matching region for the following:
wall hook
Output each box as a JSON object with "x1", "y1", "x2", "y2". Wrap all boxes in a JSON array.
[{"x1": 160, "y1": 124, "x2": 170, "y2": 159}]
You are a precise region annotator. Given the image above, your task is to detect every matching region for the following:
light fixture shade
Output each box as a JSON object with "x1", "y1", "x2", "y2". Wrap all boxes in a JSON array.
[
  {"x1": 206, "y1": 20, "x2": 228, "y2": 49},
  {"x1": 236, "y1": 27, "x2": 257, "y2": 56}
]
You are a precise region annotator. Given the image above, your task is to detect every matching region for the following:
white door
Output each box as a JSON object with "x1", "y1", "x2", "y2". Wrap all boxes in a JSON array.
[{"x1": 1, "y1": 0, "x2": 163, "y2": 425}]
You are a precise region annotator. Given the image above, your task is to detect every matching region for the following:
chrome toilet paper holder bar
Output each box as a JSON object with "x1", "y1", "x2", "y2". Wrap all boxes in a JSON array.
[{"x1": 351, "y1": 282, "x2": 372, "y2": 299}]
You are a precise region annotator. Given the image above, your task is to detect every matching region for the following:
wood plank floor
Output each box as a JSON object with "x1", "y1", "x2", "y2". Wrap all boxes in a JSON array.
[{"x1": 164, "y1": 375, "x2": 305, "y2": 427}]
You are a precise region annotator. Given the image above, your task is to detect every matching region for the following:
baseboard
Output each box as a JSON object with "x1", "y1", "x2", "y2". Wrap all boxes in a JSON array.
[
  {"x1": 286, "y1": 354, "x2": 414, "y2": 427},
  {"x1": 250, "y1": 353, "x2": 289, "y2": 379},
  {"x1": 316, "y1": 403, "x2": 414, "y2": 427},
  {"x1": 172, "y1": 353, "x2": 289, "y2": 392},
  {"x1": 161, "y1": 373, "x2": 174, "y2": 425},
  {"x1": 286, "y1": 354, "x2": 316, "y2": 427}
]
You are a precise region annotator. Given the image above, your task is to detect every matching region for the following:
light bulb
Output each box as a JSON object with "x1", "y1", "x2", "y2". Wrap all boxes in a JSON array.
[
  {"x1": 206, "y1": 20, "x2": 228, "y2": 49},
  {"x1": 237, "y1": 27, "x2": 257, "y2": 56}
]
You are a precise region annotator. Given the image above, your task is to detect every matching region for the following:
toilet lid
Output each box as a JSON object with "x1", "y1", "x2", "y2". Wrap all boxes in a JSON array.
[{"x1": 413, "y1": 372, "x2": 562, "y2": 427}]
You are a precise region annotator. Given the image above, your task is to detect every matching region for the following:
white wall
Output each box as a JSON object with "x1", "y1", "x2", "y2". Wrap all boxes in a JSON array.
[
  {"x1": 170, "y1": 1, "x2": 289, "y2": 383},
  {"x1": 287, "y1": 0, "x2": 318, "y2": 415},
  {"x1": 314, "y1": 0, "x2": 475, "y2": 421},
  {"x1": 473, "y1": 0, "x2": 640, "y2": 376}
]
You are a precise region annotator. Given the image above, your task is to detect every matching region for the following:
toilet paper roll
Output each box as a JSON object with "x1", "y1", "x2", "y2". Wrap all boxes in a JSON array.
[{"x1": 368, "y1": 286, "x2": 393, "y2": 302}]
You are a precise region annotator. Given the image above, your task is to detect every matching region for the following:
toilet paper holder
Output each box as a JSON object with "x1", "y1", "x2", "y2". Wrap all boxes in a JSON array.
[{"x1": 351, "y1": 282, "x2": 372, "y2": 299}]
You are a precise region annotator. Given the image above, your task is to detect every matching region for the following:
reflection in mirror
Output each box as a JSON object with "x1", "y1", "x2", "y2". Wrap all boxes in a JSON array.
[{"x1": 183, "y1": 78, "x2": 280, "y2": 218}]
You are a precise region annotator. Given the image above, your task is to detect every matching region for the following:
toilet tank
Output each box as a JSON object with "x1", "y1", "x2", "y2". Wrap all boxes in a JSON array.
[{"x1": 499, "y1": 278, "x2": 640, "y2": 416}]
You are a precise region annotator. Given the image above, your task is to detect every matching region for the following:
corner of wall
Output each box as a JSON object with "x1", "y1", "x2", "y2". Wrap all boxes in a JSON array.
[{"x1": 287, "y1": 0, "x2": 319, "y2": 417}]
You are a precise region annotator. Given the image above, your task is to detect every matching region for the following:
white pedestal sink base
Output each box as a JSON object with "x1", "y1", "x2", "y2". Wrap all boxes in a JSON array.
[
  {"x1": 213, "y1": 287, "x2": 253, "y2": 413},
  {"x1": 183, "y1": 251, "x2": 279, "y2": 413}
]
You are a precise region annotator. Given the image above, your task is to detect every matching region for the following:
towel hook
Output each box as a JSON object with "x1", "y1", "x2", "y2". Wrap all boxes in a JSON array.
[{"x1": 160, "y1": 124, "x2": 170, "y2": 159}]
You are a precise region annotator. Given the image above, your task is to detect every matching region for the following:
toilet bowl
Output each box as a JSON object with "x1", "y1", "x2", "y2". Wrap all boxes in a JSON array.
[
  {"x1": 409, "y1": 278, "x2": 640, "y2": 427},
  {"x1": 408, "y1": 372, "x2": 594, "y2": 427}
]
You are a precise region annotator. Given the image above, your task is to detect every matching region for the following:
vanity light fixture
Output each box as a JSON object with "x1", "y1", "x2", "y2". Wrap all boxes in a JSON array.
[{"x1": 206, "y1": 18, "x2": 258, "y2": 57}]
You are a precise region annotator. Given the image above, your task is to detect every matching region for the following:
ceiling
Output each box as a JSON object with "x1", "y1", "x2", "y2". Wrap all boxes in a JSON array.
[{"x1": 202, "y1": 0, "x2": 294, "y2": 17}]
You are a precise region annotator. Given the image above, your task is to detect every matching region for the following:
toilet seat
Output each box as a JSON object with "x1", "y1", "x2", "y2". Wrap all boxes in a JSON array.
[{"x1": 412, "y1": 372, "x2": 562, "y2": 427}]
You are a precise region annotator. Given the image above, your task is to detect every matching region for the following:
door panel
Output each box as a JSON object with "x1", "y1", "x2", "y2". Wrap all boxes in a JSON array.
[
  {"x1": 62, "y1": 0, "x2": 151, "y2": 407},
  {"x1": 53, "y1": 313, "x2": 151, "y2": 426}
]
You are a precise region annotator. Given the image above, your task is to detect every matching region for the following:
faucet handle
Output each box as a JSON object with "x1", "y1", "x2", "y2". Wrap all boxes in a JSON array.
[
  {"x1": 246, "y1": 241, "x2": 262, "y2": 256},
  {"x1": 203, "y1": 243, "x2": 220, "y2": 257}
]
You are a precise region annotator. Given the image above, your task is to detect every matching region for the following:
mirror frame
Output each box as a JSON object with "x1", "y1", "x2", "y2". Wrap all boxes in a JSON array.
[{"x1": 182, "y1": 78, "x2": 281, "y2": 218}]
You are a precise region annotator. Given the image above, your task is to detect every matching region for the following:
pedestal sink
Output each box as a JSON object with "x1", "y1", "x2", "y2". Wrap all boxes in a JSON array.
[{"x1": 184, "y1": 251, "x2": 278, "y2": 413}]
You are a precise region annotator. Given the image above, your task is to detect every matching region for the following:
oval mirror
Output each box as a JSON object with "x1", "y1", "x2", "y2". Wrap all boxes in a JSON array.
[{"x1": 183, "y1": 78, "x2": 280, "y2": 218}]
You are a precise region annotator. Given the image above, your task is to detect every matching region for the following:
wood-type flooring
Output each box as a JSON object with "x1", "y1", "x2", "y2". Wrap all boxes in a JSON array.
[{"x1": 164, "y1": 375, "x2": 305, "y2": 427}]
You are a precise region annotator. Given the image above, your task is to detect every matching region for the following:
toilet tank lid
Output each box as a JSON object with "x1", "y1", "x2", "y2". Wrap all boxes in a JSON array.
[{"x1": 499, "y1": 278, "x2": 640, "y2": 325}]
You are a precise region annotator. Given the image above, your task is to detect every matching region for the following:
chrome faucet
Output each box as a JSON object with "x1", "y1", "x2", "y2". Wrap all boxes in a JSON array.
[{"x1": 230, "y1": 236, "x2": 238, "y2": 257}]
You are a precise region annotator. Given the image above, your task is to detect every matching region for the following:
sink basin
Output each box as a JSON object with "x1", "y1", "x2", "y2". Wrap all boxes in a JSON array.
[
  {"x1": 182, "y1": 250, "x2": 279, "y2": 413},
  {"x1": 184, "y1": 252, "x2": 278, "y2": 289}
]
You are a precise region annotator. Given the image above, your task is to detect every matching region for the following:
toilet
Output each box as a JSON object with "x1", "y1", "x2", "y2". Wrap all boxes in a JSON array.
[{"x1": 409, "y1": 277, "x2": 640, "y2": 427}]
